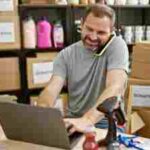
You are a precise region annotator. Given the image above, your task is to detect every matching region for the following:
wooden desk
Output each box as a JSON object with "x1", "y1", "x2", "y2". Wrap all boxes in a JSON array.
[
  {"x1": 0, "y1": 127, "x2": 106, "y2": 150},
  {"x1": 0, "y1": 124, "x2": 106, "y2": 150},
  {"x1": 0, "y1": 140, "x2": 65, "y2": 150},
  {"x1": 0, "y1": 125, "x2": 150, "y2": 150}
]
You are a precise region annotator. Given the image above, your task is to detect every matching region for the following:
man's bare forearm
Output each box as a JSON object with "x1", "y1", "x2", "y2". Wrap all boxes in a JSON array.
[
  {"x1": 83, "y1": 85, "x2": 124, "y2": 125},
  {"x1": 83, "y1": 70, "x2": 127, "y2": 124},
  {"x1": 37, "y1": 87, "x2": 57, "y2": 107},
  {"x1": 37, "y1": 75, "x2": 65, "y2": 107}
]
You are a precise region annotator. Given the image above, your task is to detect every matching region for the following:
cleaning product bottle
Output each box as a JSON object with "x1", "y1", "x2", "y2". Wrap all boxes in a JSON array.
[
  {"x1": 68, "y1": 0, "x2": 79, "y2": 5},
  {"x1": 37, "y1": 17, "x2": 52, "y2": 48},
  {"x1": 23, "y1": 16, "x2": 36, "y2": 49},
  {"x1": 53, "y1": 21, "x2": 64, "y2": 48}
]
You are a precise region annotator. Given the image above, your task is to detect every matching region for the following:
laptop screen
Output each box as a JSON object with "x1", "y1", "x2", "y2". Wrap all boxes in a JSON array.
[{"x1": 0, "y1": 102, "x2": 70, "y2": 149}]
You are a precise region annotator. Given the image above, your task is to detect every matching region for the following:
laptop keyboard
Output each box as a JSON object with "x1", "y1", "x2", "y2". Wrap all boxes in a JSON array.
[{"x1": 66, "y1": 122, "x2": 83, "y2": 147}]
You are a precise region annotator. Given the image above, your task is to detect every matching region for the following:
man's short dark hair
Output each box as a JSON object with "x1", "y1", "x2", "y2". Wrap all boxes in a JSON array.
[{"x1": 83, "y1": 4, "x2": 116, "y2": 27}]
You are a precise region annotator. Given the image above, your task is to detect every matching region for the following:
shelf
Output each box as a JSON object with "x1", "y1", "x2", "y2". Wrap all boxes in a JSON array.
[
  {"x1": 0, "y1": 50, "x2": 20, "y2": 56},
  {"x1": 21, "y1": 47, "x2": 63, "y2": 54},
  {"x1": 19, "y1": 4, "x2": 69, "y2": 8},
  {"x1": 27, "y1": 88, "x2": 44, "y2": 94},
  {"x1": 27, "y1": 86, "x2": 68, "y2": 94},
  {"x1": 114, "y1": 5, "x2": 150, "y2": 8},
  {"x1": 0, "y1": 90, "x2": 20, "y2": 95},
  {"x1": 71, "y1": 4, "x2": 90, "y2": 8}
]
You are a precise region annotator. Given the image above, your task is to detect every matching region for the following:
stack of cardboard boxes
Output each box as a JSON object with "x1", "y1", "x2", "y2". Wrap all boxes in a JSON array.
[
  {"x1": 0, "y1": 0, "x2": 20, "y2": 91},
  {"x1": 0, "y1": 0, "x2": 20, "y2": 50},
  {"x1": 126, "y1": 43, "x2": 150, "y2": 138}
]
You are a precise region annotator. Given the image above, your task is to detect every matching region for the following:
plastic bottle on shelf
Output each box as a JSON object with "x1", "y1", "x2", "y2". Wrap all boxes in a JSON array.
[
  {"x1": 53, "y1": 21, "x2": 64, "y2": 48},
  {"x1": 37, "y1": 17, "x2": 52, "y2": 48},
  {"x1": 23, "y1": 16, "x2": 36, "y2": 49},
  {"x1": 68, "y1": 0, "x2": 79, "y2": 5},
  {"x1": 134, "y1": 26, "x2": 144, "y2": 43},
  {"x1": 55, "y1": 0, "x2": 68, "y2": 5},
  {"x1": 115, "y1": 0, "x2": 126, "y2": 5},
  {"x1": 139, "y1": 0, "x2": 149, "y2": 5},
  {"x1": 123, "y1": 26, "x2": 133, "y2": 44},
  {"x1": 83, "y1": 127, "x2": 99, "y2": 150},
  {"x1": 106, "y1": 0, "x2": 115, "y2": 5},
  {"x1": 126, "y1": 0, "x2": 138, "y2": 5}
]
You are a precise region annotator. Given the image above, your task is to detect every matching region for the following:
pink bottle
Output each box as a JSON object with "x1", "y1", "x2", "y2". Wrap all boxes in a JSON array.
[
  {"x1": 37, "y1": 17, "x2": 52, "y2": 48},
  {"x1": 53, "y1": 21, "x2": 64, "y2": 48}
]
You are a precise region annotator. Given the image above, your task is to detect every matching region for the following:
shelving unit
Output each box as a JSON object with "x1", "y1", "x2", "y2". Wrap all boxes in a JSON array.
[
  {"x1": 18, "y1": 4, "x2": 73, "y2": 103},
  {"x1": 19, "y1": 4, "x2": 72, "y2": 46},
  {"x1": 1, "y1": 3, "x2": 150, "y2": 104}
]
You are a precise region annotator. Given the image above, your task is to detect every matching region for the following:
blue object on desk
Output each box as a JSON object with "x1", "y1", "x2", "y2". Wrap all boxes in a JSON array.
[{"x1": 117, "y1": 134, "x2": 144, "y2": 150}]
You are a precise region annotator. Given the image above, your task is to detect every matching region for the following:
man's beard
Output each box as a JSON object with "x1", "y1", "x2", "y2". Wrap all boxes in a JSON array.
[{"x1": 82, "y1": 35, "x2": 103, "y2": 52}]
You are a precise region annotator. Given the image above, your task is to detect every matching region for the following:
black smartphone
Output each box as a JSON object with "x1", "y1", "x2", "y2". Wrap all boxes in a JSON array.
[{"x1": 94, "y1": 33, "x2": 116, "y2": 57}]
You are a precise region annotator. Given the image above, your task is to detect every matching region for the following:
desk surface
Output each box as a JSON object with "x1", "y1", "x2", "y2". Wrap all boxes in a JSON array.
[
  {"x1": 0, "y1": 140, "x2": 64, "y2": 150},
  {"x1": 0, "y1": 125, "x2": 150, "y2": 150},
  {"x1": 0, "y1": 126, "x2": 107, "y2": 150}
]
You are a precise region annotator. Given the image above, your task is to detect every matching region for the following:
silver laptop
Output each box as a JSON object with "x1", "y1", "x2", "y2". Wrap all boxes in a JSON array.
[{"x1": 0, "y1": 102, "x2": 82, "y2": 149}]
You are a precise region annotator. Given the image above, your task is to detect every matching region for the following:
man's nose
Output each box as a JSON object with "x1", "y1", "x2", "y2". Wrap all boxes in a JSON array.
[{"x1": 90, "y1": 32, "x2": 98, "y2": 40}]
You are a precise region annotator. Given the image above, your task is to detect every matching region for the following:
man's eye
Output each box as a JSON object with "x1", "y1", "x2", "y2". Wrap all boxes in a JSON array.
[
  {"x1": 97, "y1": 32, "x2": 106, "y2": 36},
  {"x1": 86, "y1": 27, "x2": 93, "y2": 32}
]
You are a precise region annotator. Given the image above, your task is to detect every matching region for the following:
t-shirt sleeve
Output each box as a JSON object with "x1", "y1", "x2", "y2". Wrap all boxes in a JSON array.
[
  {"x1": 107, "y1": 37, "x2": 129, "y2": 73},
  {"x1": 53, "y1": 50, "x2": 67, "y2": 80}
]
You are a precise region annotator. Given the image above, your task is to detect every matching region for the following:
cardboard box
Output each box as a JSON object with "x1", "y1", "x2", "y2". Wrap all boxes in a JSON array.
[
  {"x1": 0, "y1": 15, "x2": 21, "y2": 50},
  {"x1": 27, "y1": 0, "x2": 49, "y2": 4},
  {"x1": 26, "y1": 0, "x2": 56, "y2": 4},
  {"x1": 132, "y1": 43, "x2": 150, "y2": 63},
  {"x1": 30, "y1": 94, "x2": 68, "y2": 106},
  {"x1": 125, "y1": 78, "x2": 150, "y2": 111},
  {"x1": 130, "y1": 111, "x2": 145, "y2": 134},
  {"x1": 128, "y1": 77, "x2": 150, "y2": 86},
  {"x1": 0, "y1": 58, "x2": 20, "y2": 91},
  {"x1": 125, "y1": 78, "x2": 150, "y2": 110},
  {"x1": 36, "y1": 52, "x2": 58, "y2": 59},
  {"x1": 27, "y1": 52, "x2": 58, "y2": 89},
  {"x1": 131, "y1": 61, "x2": 150, "y2": 80},
  {"x1": 125, "y1": 78, "x2": 150, "y2": 134},
  {"x1": 131, "y1": 85, "x2": 150, "y2": 107},
  {"x1": 125, "y1": 78, "x2": 150, "y2": 109},
  {"x1": 0, "y1": 0, "x2": 18, "y2": 16},
  {"x1": 131, "y1": 43, "x2": 150, "y2": 80},
  {"x1": 60, "y1": 93, "x2": 68, "y2": 116},
  {"x1": 133, "y1": 108, "x2": 150, "y2": 138}
]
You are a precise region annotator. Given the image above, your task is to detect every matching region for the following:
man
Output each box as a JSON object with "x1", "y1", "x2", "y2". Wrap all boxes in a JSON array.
[{"x1": 37, "y1": 4, "x2": 129, "y2": 134}]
